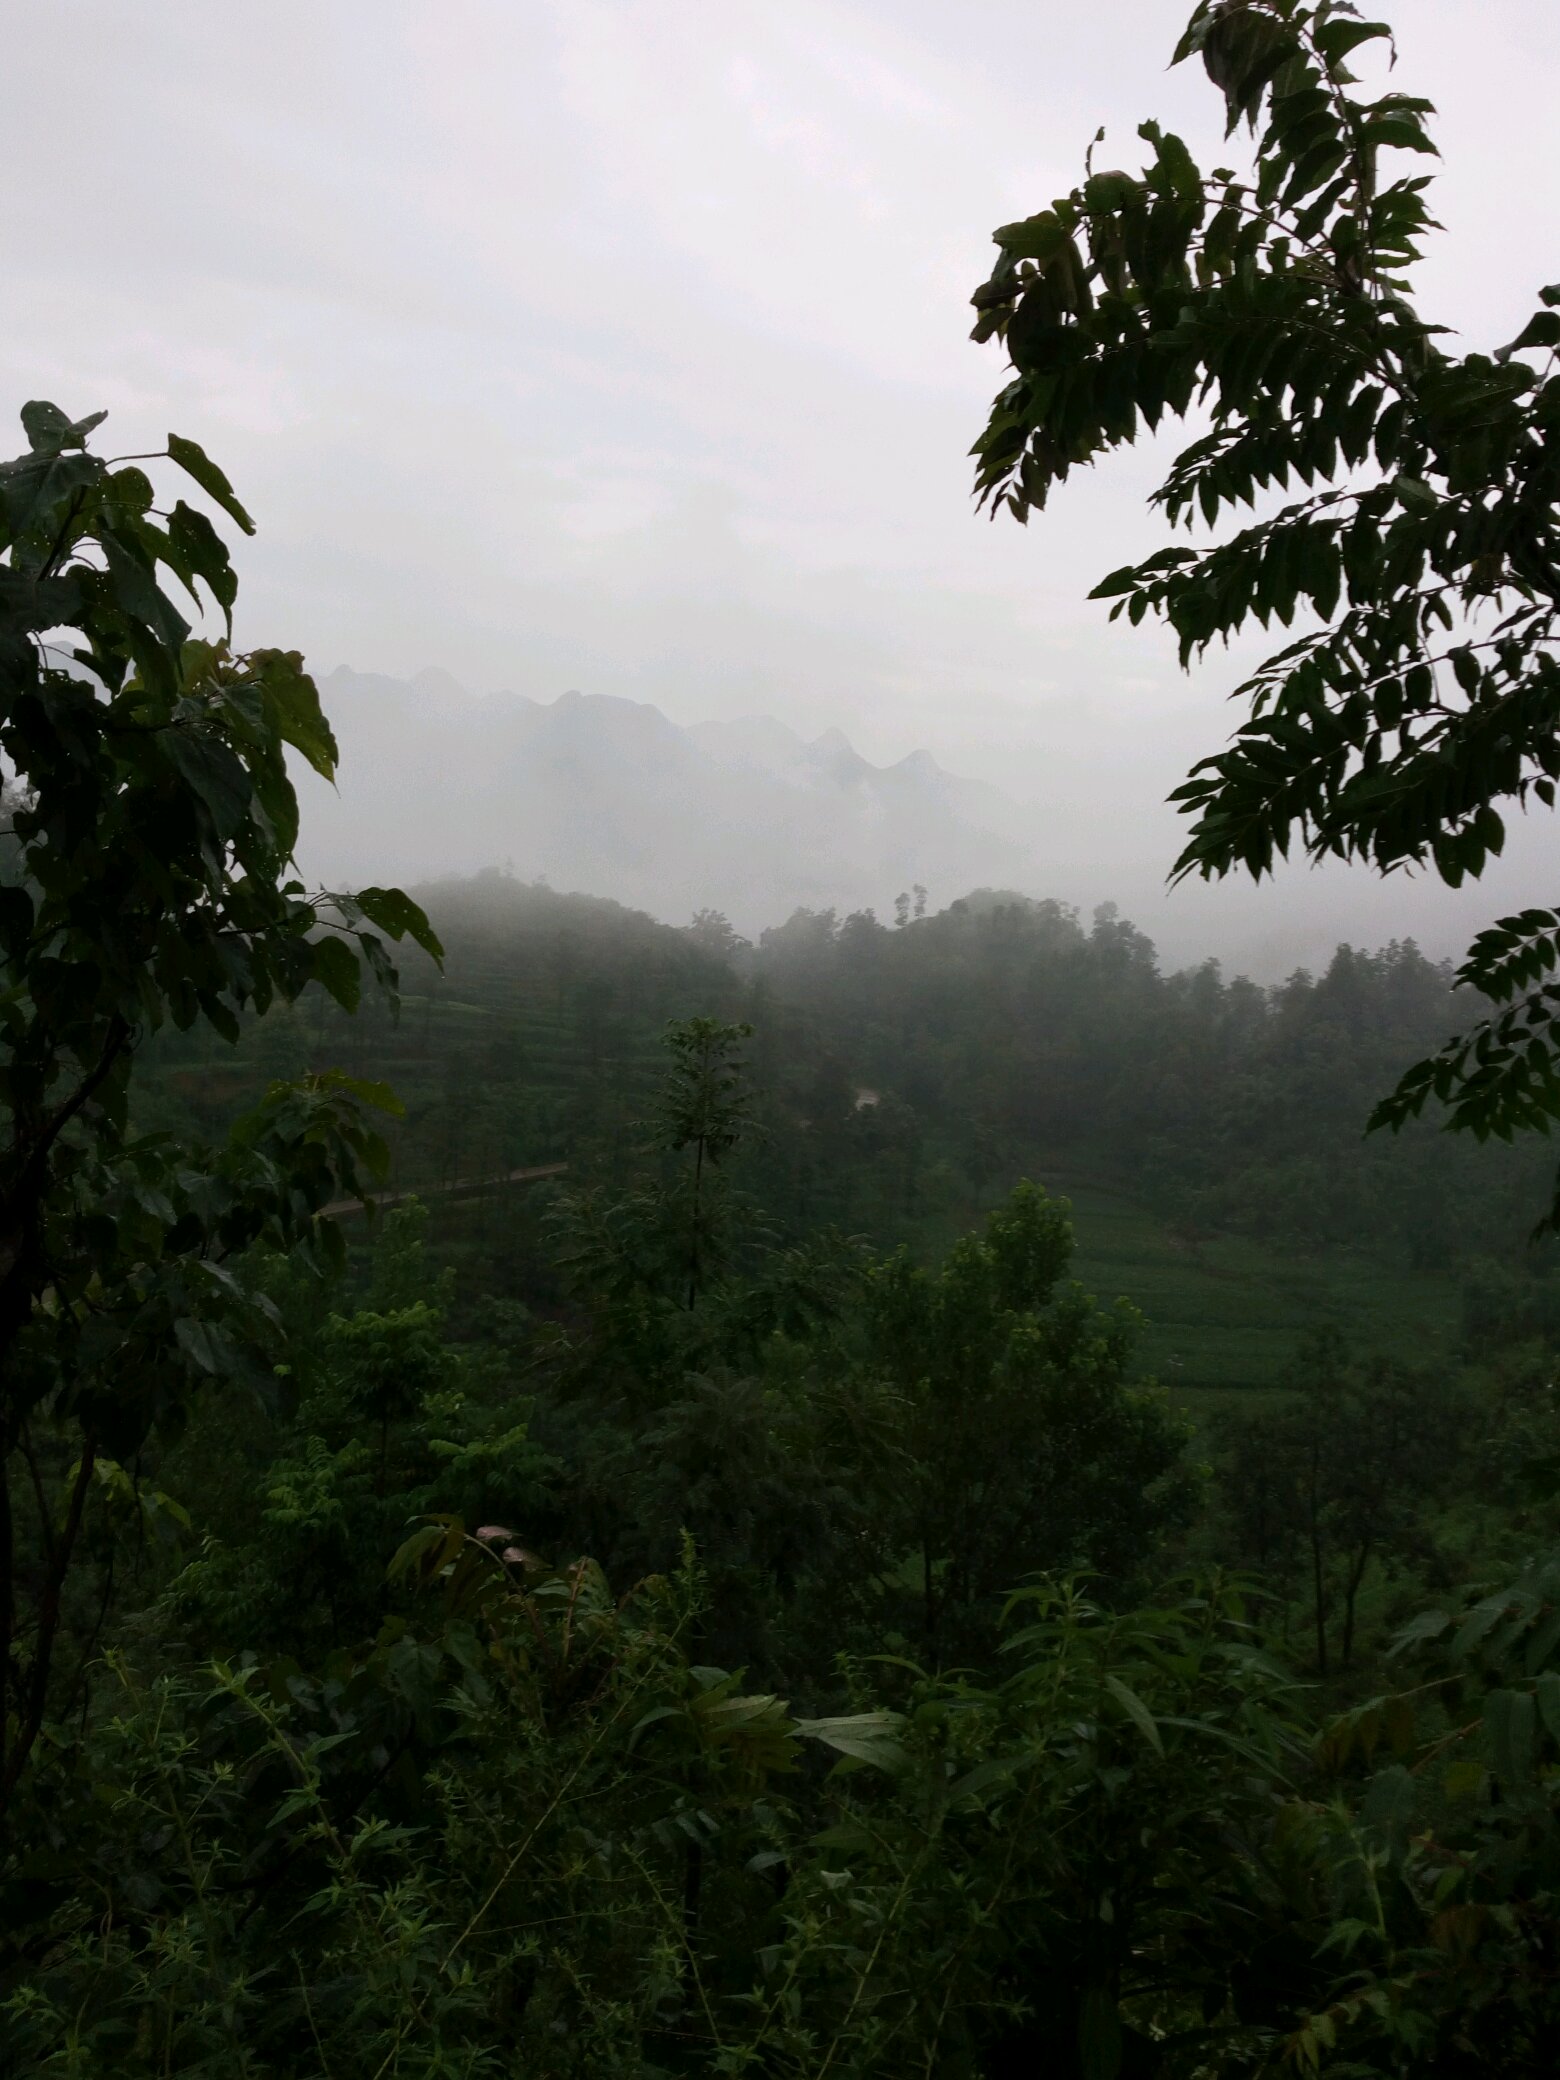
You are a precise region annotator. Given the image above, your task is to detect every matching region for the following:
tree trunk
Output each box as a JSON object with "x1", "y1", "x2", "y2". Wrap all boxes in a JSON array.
[
  {"x1": 0, "y1": 1435, "x2": 97, "y2": 1818},
  {"x1": 1310, "y1": 1523, "x2": 1328, "y2": 1677},
  {"x1": 1305, "y1": 1437, "x2": 1329, "y2": 1677},
  {"x1": 0, "y1": 1442, "x2": 13, "y2": 1792},
  {"x1": 1341, "y1": 1541, "x2": 1372, "y2": 1670},
  {"x1": 686, "y1": 1136, "x2": 705, "y2": 1311}
]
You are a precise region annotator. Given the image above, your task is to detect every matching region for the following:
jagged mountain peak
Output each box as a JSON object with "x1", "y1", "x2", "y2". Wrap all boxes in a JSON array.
[
  {"x1": 687, "y1": 714, "x2": 808, "y2": 774},
  {"x1": 408, "y1": 664, "x2": 472, "y2": 707},
  {"x1": 893, "y1": 747, "x2": 939, "y2": 775},
  {"x1": 294, "y1": 670, "x2": 1040, "y2": 934},
  {"x1": 810, "y1": 725, "x2": 855, "y2": 755}
]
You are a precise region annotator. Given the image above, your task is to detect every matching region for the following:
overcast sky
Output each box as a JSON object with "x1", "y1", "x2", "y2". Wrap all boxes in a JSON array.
[{"x1": 9, "y1": 1, "x2": 1558, "y2": 970}]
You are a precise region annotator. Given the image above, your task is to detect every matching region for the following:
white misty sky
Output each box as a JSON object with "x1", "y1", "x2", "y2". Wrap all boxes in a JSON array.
[{"x1": 8, "y1": 0, "x2": 1558, "y2": 971}]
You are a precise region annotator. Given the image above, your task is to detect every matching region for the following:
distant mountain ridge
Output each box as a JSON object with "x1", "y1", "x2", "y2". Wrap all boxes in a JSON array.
[{"x1": 292, "y1": 667, "x2": 1041, "y2": 935}]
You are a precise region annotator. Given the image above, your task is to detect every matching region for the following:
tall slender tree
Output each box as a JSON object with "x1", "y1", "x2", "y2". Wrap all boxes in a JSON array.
[{"x1": 655, "y1": 1016, "x2": 755, "y2": 1308}]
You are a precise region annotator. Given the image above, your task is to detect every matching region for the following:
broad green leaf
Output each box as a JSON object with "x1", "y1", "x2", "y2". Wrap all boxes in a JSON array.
[
  {"x1": 1391, "y1": 1607, "x2": 1451, "y2": 1652},
  {"x1": 991, "y1": 210, "x2": 1073, "y2": 263},
  {"x1": 356, "y1": 928, "x2": 397, "y2": 1002},
  {"x1": 947, "y1": 1753, "x2": 1034, "y2": 1804},
  {"x1": 1104, "y1": 1672, "x2": 1163, "y2": 1754},
  {"x1": 627, "y1": 1704, "x2": 683, "y2": 1748},
  {"x1": 310, "y1": 935, "x2": 362, "y2": 1013},
  {"x1": 0, "y1": 448, "x2": 101, "y2": 542},
  {"x1": 1485, "y1": 1686, "x2": 1535, "y2": 1786},
  {"x1": 1365, "y1": 113, "x2": 1438, "y2": 155},
  {"x1": 1535, "y1": 1670, "x2": 1560, "y2": 1743},
  {"x1": 174, "y1": 1317, "x2": 231, "y2": 1374},
  {"x1": 163, "y1": 729, "x2": 252, "y2": 840},
  {"x1": 694, "y1": 1692, "x2": 795, "y2": 1746},
  {"x1": 1497, "y1": 310, "x2": 1560, "y2": 361},
  {"x1": 105, "y1": 466, "x2": 155, "y2": 515},
  {"x1": 355, "y1": 885, "x2": 445, "y2": 963},
  {"x1": 1392, "y1": 473, "x2": 1437, "y2": 513},
  {"x1": 0, "y1": 884, "x2": 33, "y2": 954},
  {"x1": 166, "y1": 502, "x2": 238, "y2": 627},
  {"x1": 255, "y1": 649, "x2": 338, "y2": 780},
  {"x1": 1525, "y1": 1600, "x2": 1560, "y2": 1666},
  {"x1": 1084, "y1": 170, "x2": 1140, "y2": 213},
  {"x1": 794, "y1": 1712, "x2": 907, "y2": 1773},
  {"x1": 1315, "y1": 19, "x2": 1392, "y2": 67},
  {"x1": 101, "y1": 526, "x2": 191, "y2": 656},
  {"x1": 168, "y1": 431, "x2": 256, "y2": 535},
  {"x1": 1442, "y1": 1757, "x2": 1486, "y2": 1799},
  {"x1": 1090, "y1": 566, "x2": 1144, "y2": 599},
  {"x1": 386, "y1": 1518, "x2": 464, "y2": 1581},
  {"x1": 250, "y1": 752, "x2": 301, "y2": 865},
  {"x1": 21, "y1": 400, "x2": 105, "y2": 454}
]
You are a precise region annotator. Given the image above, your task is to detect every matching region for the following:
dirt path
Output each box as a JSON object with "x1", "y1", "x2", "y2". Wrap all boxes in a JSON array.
[{"x1": 322, "y1": 1161, "x2": 568, "y2": 1220}]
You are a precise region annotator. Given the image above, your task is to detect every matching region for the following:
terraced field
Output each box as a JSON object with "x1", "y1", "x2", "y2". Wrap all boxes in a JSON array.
[
  {"x1": 1041, "y1": 1170, "x2": 1461, "y2": 1409},
  {"x1": 143, "y1": 1015, "x2": 1466, "y2": 1410},
  {"x1": 134, "y1": 876, "x2": 1470, "y2": 1413}
]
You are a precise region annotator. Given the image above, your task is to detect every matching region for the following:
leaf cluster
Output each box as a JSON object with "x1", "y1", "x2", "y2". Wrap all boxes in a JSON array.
[
  {"x1": 0, "y1": 403, "x2": 440, "y2": 1818},
  {"x1": 969, "y1": 3, "x2": 1560, "y2": 1213}
]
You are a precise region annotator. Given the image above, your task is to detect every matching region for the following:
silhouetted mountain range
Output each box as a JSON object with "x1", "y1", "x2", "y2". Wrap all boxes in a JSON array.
[{"x1": 294, "y1": 668, "x2": 1040, "y2": 933}]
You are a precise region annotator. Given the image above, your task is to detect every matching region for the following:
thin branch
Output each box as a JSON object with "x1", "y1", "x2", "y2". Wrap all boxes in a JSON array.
[
  {"x1": 16, "y1": 1423, "x2": 56, "y2": 1570},
  {"x1": 0, "y1": 1015, "x2": 132, "y2": 1239}
]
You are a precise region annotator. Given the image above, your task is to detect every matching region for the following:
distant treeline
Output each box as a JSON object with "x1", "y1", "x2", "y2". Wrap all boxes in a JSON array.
[
  {"x1": 137, "y1": 870, "x2": 1547, "y2": 1276},
  {"x1": 743, "y1": 888, "x2": 1543, "y2": 1266}
]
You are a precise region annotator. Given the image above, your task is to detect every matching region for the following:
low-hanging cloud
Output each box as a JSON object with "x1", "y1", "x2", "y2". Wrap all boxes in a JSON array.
[{"x1": 7, "y1": 0, "x2": 1557, "y2": 976}]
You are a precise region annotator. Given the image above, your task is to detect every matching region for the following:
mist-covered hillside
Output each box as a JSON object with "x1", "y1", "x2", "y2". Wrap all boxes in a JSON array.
[{"x1": 292, "y1": 667, "x2": 1039, "y2": 932}]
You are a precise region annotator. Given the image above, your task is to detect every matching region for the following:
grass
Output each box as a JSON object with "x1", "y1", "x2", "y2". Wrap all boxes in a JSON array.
[{"x1": 1043, "y1": 1171, "x2": 1462, "y2": 1407}]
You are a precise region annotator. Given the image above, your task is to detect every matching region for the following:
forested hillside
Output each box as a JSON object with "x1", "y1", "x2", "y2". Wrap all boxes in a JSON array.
[
  {"x1": 137, "y1": 870, "x2": 1551, "y2": 1394},
  {"x1": 31, "y1": 850, "x2": 1560, "y2": 2072}
]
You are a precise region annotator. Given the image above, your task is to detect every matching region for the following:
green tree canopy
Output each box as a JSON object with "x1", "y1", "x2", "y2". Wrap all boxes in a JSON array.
[
  {"x1": 862, "y1": 1181, "x2": 1195, "y2": 1654},
  {"x1": 969, "y1": 0, "x2": 1560, "y2": 1212},
  {"x1": 0, "y1": 402, "x2": 439, "y2": 1813}
]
